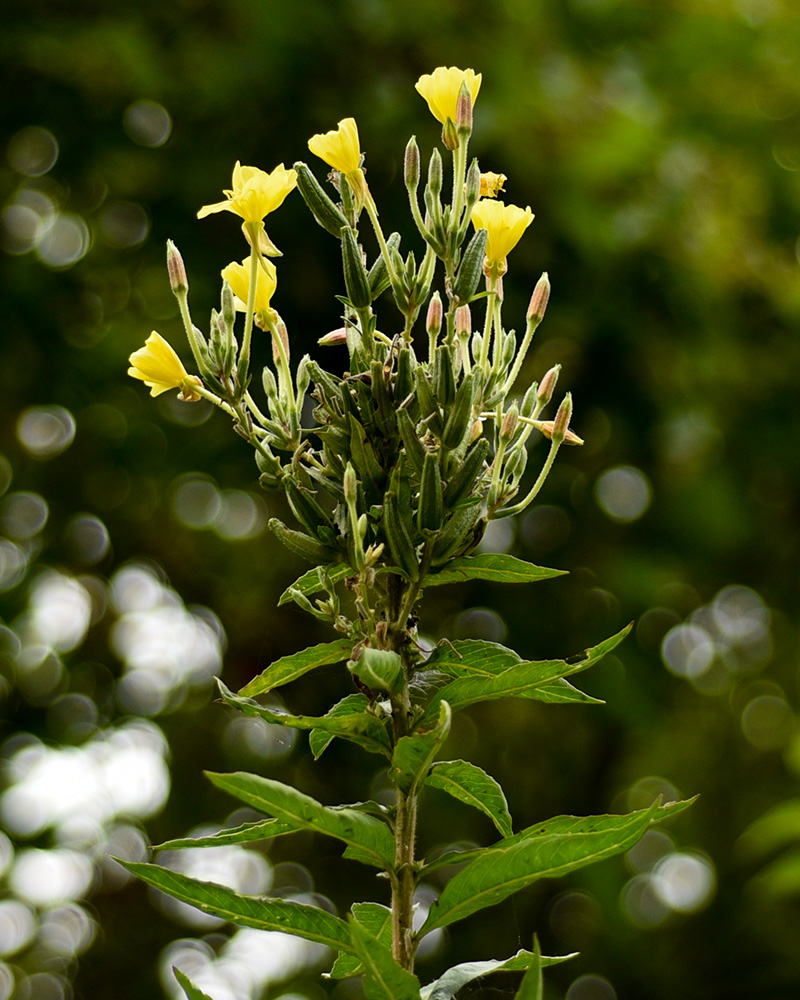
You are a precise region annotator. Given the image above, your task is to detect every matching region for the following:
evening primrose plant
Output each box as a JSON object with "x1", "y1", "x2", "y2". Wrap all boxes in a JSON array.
[{"x1": 125, "y1": 66, "x2": 690, "y2": 1000}]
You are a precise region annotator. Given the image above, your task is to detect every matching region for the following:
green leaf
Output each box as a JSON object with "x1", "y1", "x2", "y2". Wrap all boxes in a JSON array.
[
  {"x1": 738, "y1": 799, "x2": 800, "y2": 859},
  {"x1": 154, "y1": 817, "x2": 301, "y2": 850},
  {"x1": 121, "y1": 861, "x2": 354, "y2": 951},
  {"x1": 207, "y1": 771, "x2": 395, "y2": 869},
  {"x1": 391, "y1": 702, "x2": 452, "y2": 795},
  {"x1": 749, "y1": 846, "x2": 800, "y2": 898},
  {"x1": 515, "y1": 937, "x2": 543, "y2": 1000},
  {"x1": 278, "y1": 564, "x2": 351, "y2": 605},
  {"x1": 349, "y1": 917, "x2": 421, "y2": 1000},
  {"x1": 174, "y1": 968, "x2": 216, "y2": 1000},
  {"x1": 419, "y1": 800, "x2": 689, "y2": 934},
  {"x1": 329, "y1": 902, "x2": 392, "y2": 979},
  {"x1": 420, "y1": 947, "x2": 575, "y2": 1000},
  {"x1": 217, "y1": 682, "x2": 392, "y2": 758},
  {"x1": 426, "y1": 760, "x2": 513, "y2": 838},
  {"x1": 418, "y1": 627, "x2": 630, "y2": 725},
  {"x1": 309, "y1": 694, "x2": 373, "y2": 758},
  {"x1": 239, "y1": 638, "x2": 353, "y2": 697},
  {"x1": 424, "y1": 553, "x2": 566, "y2": 588}
]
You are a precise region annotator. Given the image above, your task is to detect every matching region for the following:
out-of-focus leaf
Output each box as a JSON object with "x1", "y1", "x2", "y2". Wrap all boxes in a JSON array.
[
  {"x1": 174, "y1": 968, "x2": 216, "y2": 1000},
  {"x1": 738, "y1": 799, "x2": 800, "y2": 859},
  {"x1": 426, "y1": 760, "x2": 513, "y2": 838}
]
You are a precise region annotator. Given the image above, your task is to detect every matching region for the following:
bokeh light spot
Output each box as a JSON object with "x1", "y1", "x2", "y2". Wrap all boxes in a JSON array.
[
  {"x1": 123, "y1": 100, "x2": 172, "y2": 147},
  {"x1": 661, "y1": 623, "x2": 715, "y2": 678},
  {"x1": 17, "y1": 406, "x2": 76, "y2": 459},
  {"x1": 453, "y1": 607, "x2": 507, "y2": 643},
  {"x1": 652, "y1": 851, "x2": 715, "y2": 912},
  {"x1": 35, "y1": 213, "x2": 90, "y2": 268},
  {"x1": 0, "y1": 900, "x2": 36, "y2": 957},
  {"x1": 64, "y1": 514, "x2": 111, "y2": 565},
  {"x1": 172, "y1": 477, "x2": 221, "y2": 529},
  {"x1": 214, "y1": 491, "x2": 267, "y2": 541},
  {"x1": 7, "y1": 127, "x2": 59, "y2": 176},
  {"x1": 566, "y1": 975, "x2": 616, "y2": 1000},
  {"x1": 594, "y1": 465, "x2": 652, "y2": 522},
  {"x1": 99, "y1": 201, "x2": 150, "y2": 248},
  {"x1": 0, "y1": 492, "x2": 48, "y2": 541},
  {"x1": 742, "y1": 695, "x2": 794, "y2": 751},
  {"x1": 9, "y1": 848, "x2": 93, "y2": 906}
]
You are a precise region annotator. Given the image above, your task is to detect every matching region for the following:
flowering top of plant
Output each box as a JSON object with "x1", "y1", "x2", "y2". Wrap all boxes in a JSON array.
[
  {"x1": 197, "y1": 161, "x2": 297, "y2": 224},
  {"x1": 128, "y1": 331, "x2": 202, "y2": 400},
  {"x1": 307, "y1": 117, "x2": 362, "y2": 176},
  {"x1": 471, "y1": 198, "x2": 534, "y2": 266},
  {"x1": 415, "y1": 65, "x2": 482, "y2": 123}
]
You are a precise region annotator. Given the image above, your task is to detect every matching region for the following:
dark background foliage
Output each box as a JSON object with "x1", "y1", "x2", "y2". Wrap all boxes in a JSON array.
[{"x1": 2, "y1": 2, "x2": 800, "y2": 999}]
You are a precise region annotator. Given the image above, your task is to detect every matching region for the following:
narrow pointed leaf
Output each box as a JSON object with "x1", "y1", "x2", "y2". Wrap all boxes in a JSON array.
[
  {"x1": 207, "y1": 771, "x2": 395, "y2": 869},
  {"x1": 309, "y1": 694, "x2": 375, "y2": 758},
  {"x1": 419, "y1": 799, "x2": 690, "y2": 934},
  {"x1": 391, "y1": 702, "x2": 451, "y2": 794},
  {"x1": 426, "y1": 760, "x2": 513, "y2": 838},
  {"x1": 174, "y1": 968, "x2": 216, "y2": 1000},
  {"x1": 420, "y1": 948, "x2": 576, "y2": 1000},
  {"x1": 154, "y1": 817, "x2": 301, "y2": 850},
  {"x1": 515, "y1": 937, "x2": 543, "y2": 1000},
  {"x1": 218, "y1": 682, "x2": 391, "y2": 758},
  {"x1": 424, "y1": 553, "x2": 566, "y2": 587},
  {"x1": 349, "y1": 917, "x2": 421, "y2": 1000},
  {"x1": 278, "y1": 564, "x2": 352, "y2": 605},
  {"x1": 329, "y1": 902, "x2": 392, "y2": 979},
  {"x1": 121, "y1": 861, "x2": 354, "y2": 951},
  {"x1": 239, "y1": 638, "x2": 353, "y2": 697}
]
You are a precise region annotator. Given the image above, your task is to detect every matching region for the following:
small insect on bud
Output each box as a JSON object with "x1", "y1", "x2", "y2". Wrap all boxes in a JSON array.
[
  {"x1": 318, "y1": 328, "x2": 348, "y2": 346},
  {"x1": 499, "y1": 403, "x2": 519, "y2": 442},
  {"x1": 536, "y1": 364, "x2": 561, "y2": 407},
  {"x1": 455, "y1": 304, "x2": 472, "y2": 339},
  {"x1": 166, "y1": 240, "x2": 188, "y2": 294},
  {"x1": 551, "y1": 393, "x2": 573, "y2": 446},
  {"x1": 405, "y1": 136, "x2": 421, "y2": 191},
  {"x1": 456, "y1": 80, "x2": 473, "y2": 134},
  {"x1": 527, "y1": 272, "x2": 550, "y2": 323},
  {"x1": 426, "y1": 291, "x2": 443, "y2": 338}
]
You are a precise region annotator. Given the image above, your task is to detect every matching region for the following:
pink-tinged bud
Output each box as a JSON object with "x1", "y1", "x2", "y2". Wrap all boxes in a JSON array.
[
  {"x1": 318, "y1": 327, "x2": 348, "y2": 346},
  {"x1": 456, "y1": 80, "x2": 473, "y2": 133},
  {"x1": 536, "y1": 364, "x2": 560, "y2": 406},
  {"x1": 404, "y1": 136, "x2": 420, "y2": 190},
  {"x1": 527, "y1": 272, "x2": 550, "y2": 323},
  {"x1": 538, "y1": 421, "x2": 584, "y2": 446},
  {"x1": 166, "y1": 240, "x2": 188, "y2": 294},
  {"x1": 273, "y1": 320, "x2": 290, "y2": 363},
  {"x1": 426, "y1": 291, "x2": 443, "y2": 336},
  {"x1": 551, "y1": 393, "x2": 573, "y2": 446},
  {"x1": 455, "y1": 304, "x2": 472, "y2": 338},
  {"x1": 442, "y1": 118, "x2": 459, "y2": 151},
  {"x1": 500, "y1": 404, "x2": 519, "y2": 441}
]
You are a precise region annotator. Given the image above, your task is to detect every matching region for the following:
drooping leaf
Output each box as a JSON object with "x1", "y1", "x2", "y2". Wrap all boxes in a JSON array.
[
  {"x1": 174, "y1": 968, "x2": 216, "y2": 1000},
  {"x1": 309, "y1": 694, "x2": 373, "y2": 758},
  {"x1": 420, "y1": 947, "x2": 575, "y2": 1000},
  {"x1": 737, "y1": 798, "x2": 800, "y2": 859},
  {"x1": 349, "y1": 916, "x2": 421, "y2": 1000},
  {"x1": 239, "y1": 638, "x2": 353, "y2": 697},
  {"x1": 121, "y1": 861, "x2": 354, "y2": 952},
  {"x1": 748, "y1": 846, "x2": 800, "y2": 898},
  {"x1": 154, "y1": 817, "x2": 301, "y2": 850},
  {"x1": 329, "y1": 902, "x2": 393, "y2": 979},
  {"x1": 424, "y1": 553, "x2": 566, "y2": 588},
  {"x1": 217, "y1": 682, "x2": 392, "y2": 758},
  {"x1": 426, "y1": 760, "x2": 513, "y2": 838},
  {"x1": 207, "y1": 771, "x2": 395, "y2": 869},
  {"x1": 419, "y1": 799, "x2": 691, "y2": 934},
  {"x1": 515, "y1": 937, "x2": 543, "y2": 1000},
  {"x1": 391, "y1": 702, "x2": 452, "y2": 794},
  {"x1": 278, "y1": 564, "x2": 352, "y2": 605}
]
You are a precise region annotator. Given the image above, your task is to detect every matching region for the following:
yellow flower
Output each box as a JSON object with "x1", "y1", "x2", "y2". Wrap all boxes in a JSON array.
[
  {"x1": 197, "y1": 162, "x2": 297, "y2": 224},
  {"x1": 471, "y1": 199, "x2": 534, "y2": 264},
  {"x1": 480, "y1": 172, "x2": 506, "y2": 198},
  {"x1": 415, "y1": 66, "x2": 482, "y2": 124},
  {"x1": 221, "y1": 256, "x2": 277, "y2": 314},
  {"x1": 128, "y1": 332, "x2": 201, "y2": 400},
  {"x1": 307, "y1": 118, "x2": 362, "y2": 176}
]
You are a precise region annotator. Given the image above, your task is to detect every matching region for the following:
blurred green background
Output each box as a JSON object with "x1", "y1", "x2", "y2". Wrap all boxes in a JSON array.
[{"x1": 2, "y1": 1, "x2": 800, "y2": 998}]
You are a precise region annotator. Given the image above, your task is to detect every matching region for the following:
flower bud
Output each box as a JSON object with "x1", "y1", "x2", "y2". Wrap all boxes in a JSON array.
[
  {"x1": 318, "y1": 327, "x2": 348, "y2": 346},
  {"x1": 499, "y1": 403, "x2": 519, "y2": 442},
  {"x1": 455, "y1": 304, "x2": 472, "y2": 339},
  {"x1": 426, "y1": 291, "x2": 443, "y2": 338},
  {"x1": 551, "y1": 393, "x2": 573, "y2": 446},
  {"x1": 166, "y1": 240, "x2": 188, "y2": 294},
  {"x1": 405, "y1": 136, "x2": 421, "y2": 191},
  {"x1": 536, "y1": 364, "x2": 560, "y2": 407},
  {"x1": 527, "y1": 272, "x2": 550, "y2": 323},
  {"x1": 464, "y1": 159, "x2": 481, "y2": 207},
  {"x1": 273, "y1": 320, "x2": 290, "y2": 363},
  {"x1": 441, "y1": 117, "x2": 459, "y2": 151},
  {"x1": 344, "y1": 462, "x2": 358, "y2": 506},
  {"x1": 456, "y1": 80, "x2": 473, "y2": 134},
  {"x1": 428, "y1": 149, "x2": 443, "y2": 197}
]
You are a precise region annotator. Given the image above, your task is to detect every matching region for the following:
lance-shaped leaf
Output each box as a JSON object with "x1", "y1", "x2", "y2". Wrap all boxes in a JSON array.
[
  {"x1": 174, "y1": 968, "x2": 216, "y2": 1000},
  {"x1": 239, "y1": 638, "x2": 353, "y2": 697},
  {"x1": 515, "y1": 937, "x2": 543, "y2": 1000},
  {"x1": 424, "y1": 553, "x2": 566, "y2": 588},
  {"x1": 218, "y1": 682, "x2": 392, "y2": 758},
  {"x1": 426, "y1": 760, "x2": 513, "y2": 838},
  {"x1": 155, "y1": 817, "x2": 301, "y2": 851},
  {"x1": 207, "y1": 772, "x2": 395, "y2": 869},
  {"x1": 121, "y1": 861, "x2": 354, "y2": 952},
  {"x1": 421, "y1": 947, "x2": 575, "y2": 1000},
  {"x1": 329, "y1": 902, "x2": 392, "y2": 979},
  {"x1": 419, "y1": 799, "x2": 689, "y2": 934},
  {"x1": 417, "y1": 627, "x2": 630, "y2": 726},
  {"x1": 349, "y1": 916, "x2": 422, "y2": 1000},
  {"x1": 391, "y1": 702, "x2": 452, "y2": 794},
  {"x1": 309, "y1": 694, "x2": 378, "y2": 758},
  {"x1": 278, "y1": 564, "x2": 352, "y2": 605}
]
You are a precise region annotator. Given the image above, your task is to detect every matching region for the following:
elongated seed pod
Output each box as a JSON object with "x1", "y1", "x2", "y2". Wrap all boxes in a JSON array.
[
  {"x1": 269, "y1": 518, "x2": 337, "y2": 563},
  {"x1": 433, "y1": 345, "x2": 456, "y2": 407},
  {"x1": 368, "y1": 232, "x2": 401, "y2": 300},
  {"x1": 442, "y1": 370, "x2": 476, "y2": 451},
  {"x1": 397, "y1": 408, "x2": 426, "y2": 475},
  {"x1": 341, "y1": 226, "x2": 372, "y2": 308},
  {"x1": 370, "y1": 360, "x2": 397, "y2": 438},
  {"x1": 443, "y1": 436, "x2": 491, "y2": 508},
  {"x1": 453, "y1": 228, "x2": 488, "y2": 305},
  {"x1": 283, "y1": 479, "x2": 333, "y2": 539},
  {"x1": 394, "y1": 348, "x2": 415, "y2": 404},
  {"x1": 382, "y1": 491, "x2": 420, "y2": 581},
  {"x1": 294, "y1": 162, "x2": 349, "y2": 237},
  {"x1": 430, "y1": 503, "x2": 483, "y2": 565},
  {"x1": 418, "y1": 451, "x2": 444, "y2": 533},
  {"x1": 415, "y1": 366, "x2": 441, "y2": 422}
]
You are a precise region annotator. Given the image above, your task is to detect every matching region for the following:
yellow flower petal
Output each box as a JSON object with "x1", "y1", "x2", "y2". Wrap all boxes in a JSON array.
[
  {"x1": 480, "y1": 172, "x2": 507, "y2": 198},
  {"x1": 415, "y1": 66, "x2": 482, "y2": 124},
  {"x1": 221, "y1": 256, "x2": 277, "y2": 313},
  {"x1": 307, "y1": 118, "x2": 362, "y2": 175},
  {"x1": 471, "y1": 199, "x2": 534, "y2": 264},
  {"x1": 128, "y1": 331, "x2": 192, "y2": 397},
  {"x1": 198, "y1": 162, "x2": 297, "y2": 224}
]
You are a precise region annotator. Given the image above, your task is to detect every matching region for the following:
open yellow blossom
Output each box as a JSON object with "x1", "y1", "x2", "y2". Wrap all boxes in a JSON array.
[
  {"x1": 308, "y1": 118, "x2": 362, "y2": 176},
  {"x1": 221, "y1": 256, "x2": 277, "y2": 314},
  {"x1": 197, "y1": 162, "x2": 297, "y2": 224},
  {"x1": 415, "y1": 66, "x2": 482, "y2": 124},
  {"x1": 128, "y1": 332, "x2": 201, "y2": 400},
  {"x1": 471, "y1": 199, "x2": 534, "y2": 265},
  {"x1": 480, "y1": 172, "x2": 506, "y2": 198}
]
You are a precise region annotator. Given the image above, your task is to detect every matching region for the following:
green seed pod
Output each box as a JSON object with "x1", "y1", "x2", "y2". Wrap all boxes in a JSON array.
[
  {"x1": 414, "y1": 366, "x2": 444, "y2": 437},
  {"x1": 368, "y1": 232, "x2": 401, "y2": 300},
  {"x1": 442, "y1": 370, "x2": 476, "y2": 451},
  {"x1": 382, "y1": 491, "x2": 420, "y2": 581},
  {"x1": 443, "y1": 436, "x2": 491, "y2": 508},
  {"x1": 305, "y1": 360, "x2": 342, "y2": 404},
  {"x1": 427, "y1": 148, "x2": 443, "y2": 197},
  {"x1": 453, "y1": 228, "x2": 488, "y2": 305},
  {"x1": 464, "y1": 158, "x2": 481, "y2": 209},
  {"x1": 284, "y1": 478, "x2": 333, "y2": 539},
  {"x1": 269, "y1": 518, "x2": 337, "y2": 563},
  {"x1": 394, "y1": 347, "x2": 415, "y2": 405},
  {"x1": 396, "y1": 408, "x2": 426, "y2": 475},
  {"x1": 369, "y1": 360, "x2": 396, "y2": 438},
  {"x1": 294, "y1": 161, "x2": 349, "y2": 237},
  {"x1": 349, "y1": 414, "x2": 384, "y2": 495},
  {"x1": 431, "y1": 503, "x2": 483, "y2": 565},
  {"x1": 341, "y1": 226, "x2": 372, "y2": 309},
  {"x1": 433, "y1": 345, "x2": 456, "y2": 407},
  {"x1": 418, "y1": 451, "x2": 444, "y2": 533}
]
